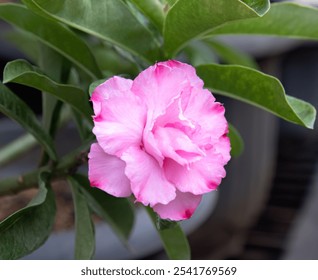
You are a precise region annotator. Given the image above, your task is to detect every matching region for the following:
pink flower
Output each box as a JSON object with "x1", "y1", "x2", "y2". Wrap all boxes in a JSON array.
[{"x1": 88, "y1": 60, "x2": 231, "y2": 221}]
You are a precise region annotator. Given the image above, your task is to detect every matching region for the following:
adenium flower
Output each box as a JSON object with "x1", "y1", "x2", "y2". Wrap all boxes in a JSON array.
[{"x1": 88, "y1": 60, "x2": 231, "y2": 221}]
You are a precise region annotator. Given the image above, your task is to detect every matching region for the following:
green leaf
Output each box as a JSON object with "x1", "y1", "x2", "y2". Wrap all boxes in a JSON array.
[
  {"x1": 0, "y1": 82, "x2": 57, "y2": 160},
  {"x1": 38, "y1": 44, "x2": 65, "y2": 139},
  {"x1": 209, "y1": 3, "x2": 318, "y2": 40},
  {"x1": 3, "y1": 59, "x2": 93, "y2": 122},
  {"x1": 68, "y1": 176, "x2": 95, "y2": 260},
  {"x1": 228, "y1": 124, "x2": 244, "y2": 157},
  {"x1": 2, "y1": 29, "x2": 39, "y2": 63},
  {"x1": 241, "y1": 0, "x2": 270, "y2": 14},
  {"x1": 22, "y1": 0, "x2": 161, "y2": 63},
  {"x1": 71, "y1": 109, "x2": 92, "y2": 141},
  {"x1": 207, "y1": 39, "x2": 258, "y2": 69},
  {"x1": 71, "y1": 174, "x2": 135, "y2": 243},
  {"x1": 146, "y1": 208, "x2": 190, "y2": 260},
  {"x1": 128, "y1": 0, "x2": 165, "y2": 31},
  {"x1": 164, "y1": 0, "x2": 178, "y2": 6},
  {"x1": 0, "y1": 3, "x2": 102, "y2": 79},
  {"x1": 163, "y1": 0, "x2": 270, "y2": 56},
  {"x1": 196, "y1": 64, "x2": 316, "y2": 129},
  {"x1": 0, "y1": 171, "x2": 56, "y2": 259},
  {"x1": 92, "y1": 44, "x2": 139, "y2": 76},
  {"x1": 66, "y1": 68, "x2": 93, "y2": 141},
  {"x1": 183, "y1": 41, "x2": 217, "y2": 67}
]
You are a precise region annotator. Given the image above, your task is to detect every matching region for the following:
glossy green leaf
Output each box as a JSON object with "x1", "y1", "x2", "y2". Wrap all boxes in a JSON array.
[
  {"x1": 68, "y1": 176, "x2": 95, "y2": 260},
  {"x1": 207, "y1": 39, "x2": 258, "y2": 69},
  {"x1": 209, "y1": 3, "x2": 318, "y2": 40},
  {"x1": 22, "y1": 0, "x2": 161, "y2": 63},
  {"x1": 0, "y1": 82, "x2": 57, "y2": 160},
  {"x1": 228, "y1": 124, "x2": 244, "y2": 157},
  {"x1": 164, "y1": 0, "x2": 178, "y2": 6},
  {"x1": 163, "y1": 0, "x2": 270, "y2": 56},
  {"x1": 66, "y1": 68, "x2": 93, "y2": 141},
  {"x1": 3, "y1": 29, "x2": 39, "y2": 63},
  {"x1": 38, "y1": 44, "x2": 65, "y2": 149},
  {"x1": 92, "y1": 44, "x2": 139, "y2": 77},
  {"x1": 183, "y1": 41, "x2": 217, "y2": 67},
  {"x1": 146, "y1": 208, "x2": 190, "y2": 260},
  {"x1": 128, "y1": 0, "x2": 165, "y2": 31},
  {"x1": 0, "y1": 171, "x2": 56, "y2": 259},
  {"x1": 71, "y1": 174, "x2": 134, "y2": 243},
  {"x1": 196, "y1": 64, "x2": 316, "y2": 129},
  {"x1": 3, "y1": 59, "x2": 93, "y2": 122},
  {"x1": 71, "y1": 109, "x2": 92, "y2": 141},
  {"x1": 0, "y1": 3, "x2": 102, "y2": 79}
]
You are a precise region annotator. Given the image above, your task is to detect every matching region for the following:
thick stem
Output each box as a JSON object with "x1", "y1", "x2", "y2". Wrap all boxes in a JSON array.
[
  {"x1": 0, "y1": 137, "x2": 93, "y2": 196},
  {"x1": 0, "y1": 170, "x2": 39, "y2": 196},
  {"x1": 0, "y1": 134, "x2": 38, "y2": 167}
]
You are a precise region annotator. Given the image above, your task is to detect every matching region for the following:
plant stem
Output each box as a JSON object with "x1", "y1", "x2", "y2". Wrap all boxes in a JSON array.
[
  {"x1": 0, "y1": 170, "x2": 39, "y2": 196},
  {"x1": 0, "y1": 136, "x2": 93, "y2": 196},
  {"x1": 0, "y1": 134, "x2": 37, "y2": 167}
]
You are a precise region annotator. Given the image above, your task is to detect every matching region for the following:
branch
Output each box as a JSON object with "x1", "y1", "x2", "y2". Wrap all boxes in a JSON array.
[{"x1": 0, "y1": 137, "x2": 93, "y2": 196}]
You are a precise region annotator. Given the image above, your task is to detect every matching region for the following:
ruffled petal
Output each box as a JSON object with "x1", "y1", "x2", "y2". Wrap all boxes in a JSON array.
[
  {"x1": 162, "y1": 60, "x2": 204, "y2": 88},
  {"x1": 121, "y1": 147, "x2": 176, "y2": 207},
  {"x1": 91, "y1": 76, "x2": 133, "y2": 116},
  {"x1": 163, "y1": 136, "x2": 231, "y2": 195},
  {"x1": 92, "y1": 83, "x2": 146, "y2": 156},
  {"x1": 88, "y1": 143, "x2": 132, "y2": 197},
  {"x1": 183, "y1": 87, "x2": 228, "y2": 146},
  {"x1": 142, "y1": 97, "x2": 196, "y2": 167},
  {"x1": 132, "y1": 62, "x2": 189, "y2": 126},
  {"x1": 153, "y1": 191, "x2": 202, "y2": 221},
  {"x1": 153, "y1": 126, "x2": 204, "y2": 166}
]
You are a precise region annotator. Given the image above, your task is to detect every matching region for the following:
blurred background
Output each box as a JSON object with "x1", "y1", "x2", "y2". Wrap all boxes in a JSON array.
[{"x1": 0, "y1": 0, "x2": 318, "y2": 259}]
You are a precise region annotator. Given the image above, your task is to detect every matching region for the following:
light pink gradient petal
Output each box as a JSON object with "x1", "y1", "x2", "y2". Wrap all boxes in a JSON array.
[
  {"x1": 154, "y1": 126, "x2": 204, "y2": 166},
  {"x1": 142, "y1": 98, "x2": 195, "y2": 167},
  {"x1": 183, "y1": 87, "x2": 228, "y2": 146},
  {"x1": 92, "y1": 91, "x2": 146, "y2": 156},
  {"x1": 163, "y1": 136, "x2": 231, "y2": 195},
  {"x1": 121, "y1": 147, "x2": 176, "y2": 207},
  {"x1": 88, "y1": 143, "x2": 132, "y2": 197},
  {"x1": 153, "y1": 191, "x2": 202, "y2": 221},
  {"x1": 154, "y1": 97, "x2": 197, "y2": 135},
  {"x1": 213, "y1": 134, "x2": 232, "y2": 164},
  {"x1": 162, "y1": 60, "x2": 204, "y2": 88},
  {"x1": 91, "y1": 76, "x2": 133, "y2": 116},
  {"x1": 132, "y1": 62, "x2": 189, "y2": 125}
]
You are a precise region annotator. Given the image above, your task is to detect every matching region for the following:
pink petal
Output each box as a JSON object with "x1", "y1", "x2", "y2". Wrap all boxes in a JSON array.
[
  {"x1": 213, "y1": 134, "x2": 232, "y2": 164},
  {"x1": 121, "y1": 147, "x2": 176, "y2": 207},
  {"x1": 153, "y1": 191, "x2": 202, "y2": 221},
  {"x1": 183, "y1": 87, "x2": 228, "y2": 146},
  {"x1": 88, "y1": 143, "x2": 132, "y2": 197},
  {"x1": 91, "y1": 76, "x2": 133, "y2": 116},
  {"x1": 163, "y1": 136, "x2": 231, "y2": 195},
  {"x1": 153, "y1": 96, "x2": 196, "y2": 134},
  {"x1": 161, "y1": 60, "x2": 204, "y2": 88},
  {"x1": 142, "y1": 129, "x2": 164, "y2": 166},
  {"x1": 92, "y1": 88, "x2": 146, "y2": 157},
  {"x1": 142, "y1": 97, "x2": 195, "y2": 167},
  {"x1": 153, "y1": 126, "x2": 204, "y2": 166},
  {"x1": 131, "y1": 62, "x2": 189, "y2": 127}
]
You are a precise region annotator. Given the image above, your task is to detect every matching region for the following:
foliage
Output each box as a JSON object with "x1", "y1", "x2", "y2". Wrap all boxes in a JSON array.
[{"x1": 0, "y1": 0, "x2": 317, "y2": 259}]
